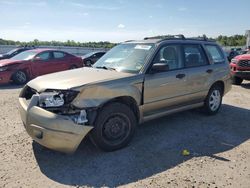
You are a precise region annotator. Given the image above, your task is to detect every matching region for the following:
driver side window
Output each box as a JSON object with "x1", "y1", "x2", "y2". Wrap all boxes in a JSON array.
[
  {"x1": 152, "y1": 45, "x2": 183, "y2": 71},
  {"x1": 36, "y1": 52, "x2": 51, "y2": 61}
]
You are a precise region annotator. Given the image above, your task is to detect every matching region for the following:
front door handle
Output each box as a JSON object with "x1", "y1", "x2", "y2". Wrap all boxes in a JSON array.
[
  {"x1": 176, "y1": 74, "x2": 186, "y2": 79},
  {"x1": 206, "y1": 69, "x2": 213, "y2": 73}
]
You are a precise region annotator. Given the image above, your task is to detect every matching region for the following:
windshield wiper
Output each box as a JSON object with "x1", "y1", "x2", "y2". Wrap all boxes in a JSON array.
[{"x1": 95, "y1": 66, "x2": 116, "y2": 71}]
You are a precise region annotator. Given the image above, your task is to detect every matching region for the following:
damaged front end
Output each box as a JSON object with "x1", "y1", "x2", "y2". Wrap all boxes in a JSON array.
[
  {"x1": 19, "y1": 86, "x2": 94, "y2": 153},
  {"x1": 37, "y1": 89, "x2": 89, "y2": 125}
]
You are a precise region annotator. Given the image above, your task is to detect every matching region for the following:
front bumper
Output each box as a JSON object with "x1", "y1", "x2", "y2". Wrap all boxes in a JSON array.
[
  {"x1": 0, "y1": 71, "x2": 12, "y2": 84},
  {"x1": 19, "y1": 95, "x2": 93, "y2": 153},
  {"x1": 232, "y1": 71, "x2": 250, "y2": 80},
  {"x1": 230, "y1": 63, "x2": 250, "y2": 80}
]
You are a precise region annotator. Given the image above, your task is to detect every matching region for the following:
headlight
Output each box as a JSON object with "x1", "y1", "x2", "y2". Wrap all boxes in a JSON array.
[
  {"x1": 0, "y1": 66, "x2": 8, "y2": 72},
  {"x1": 39, "y1": 90, "x2": 79, "y2": 108},
  {"x1": 231, "y1": 59, "x2": 238, "y2": 64}
]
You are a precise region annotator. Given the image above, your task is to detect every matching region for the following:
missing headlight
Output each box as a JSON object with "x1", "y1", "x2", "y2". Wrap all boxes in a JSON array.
[
  {"x1": 38, "y1": 90, "x2": 79, "y2": 108},
  {"x1": 39, "y1": 92, "x2": 64, "y2": 108}
]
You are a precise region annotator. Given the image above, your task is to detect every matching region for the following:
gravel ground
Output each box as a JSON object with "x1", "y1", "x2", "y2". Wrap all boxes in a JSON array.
[{"x1": 0, "y1": 81, "x2": 249, "y2": 188}]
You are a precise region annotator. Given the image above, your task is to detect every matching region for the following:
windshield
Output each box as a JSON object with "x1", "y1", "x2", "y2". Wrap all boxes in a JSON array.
[
  {"x1": 11, "y1": 51, "x2": 36, "y2": 61},
  {"x1": 82, "y1": 51, "x2": 96, "y2": 58},
  {"x1": 6, "y1": 49, "x2": 18, "y2": 55},
  {"x1": 93, "y1": 43, "x2": 154, "y2": 73}
]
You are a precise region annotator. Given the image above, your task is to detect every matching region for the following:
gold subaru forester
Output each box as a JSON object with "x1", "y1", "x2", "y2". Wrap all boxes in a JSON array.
[{"x1": 19, "y1": 35, "x2": 231, "y2": 153}]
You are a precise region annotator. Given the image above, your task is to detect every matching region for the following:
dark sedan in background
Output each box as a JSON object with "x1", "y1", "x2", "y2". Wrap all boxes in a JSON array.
[
  {"x1": 82, "y1": 51, "x2": 106, "y2": 66},
  {"x1": 0, "y1": 46, "x2": 36, "y2": 60},
  {"x1": 0, "y1": 49, "x2": 83, "y2": 84}
]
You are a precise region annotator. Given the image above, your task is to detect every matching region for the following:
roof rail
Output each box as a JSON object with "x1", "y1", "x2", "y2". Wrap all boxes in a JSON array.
[
  {"x1": 186, "y1": 35, "x2": 215, "y2": 42},
  {"x1": 144, "y1": 34, "x2": 185, "y2": 40},
  {"x1": 144, "y1": 34, "x2": 215, "y2": 42}
]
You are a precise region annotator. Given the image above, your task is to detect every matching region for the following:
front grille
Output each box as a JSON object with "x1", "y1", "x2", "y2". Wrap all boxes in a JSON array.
[
  {"x1": 20, "y1": 85, "x2": 37, "y2": 99},
  {"x1": 238, "y1": 60, "x2": 250, "y2": 68}
]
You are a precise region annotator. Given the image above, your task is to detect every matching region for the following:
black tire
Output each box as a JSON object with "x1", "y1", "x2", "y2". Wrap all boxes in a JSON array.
[
  {"x1": 85, "y1": 60, "x2": 92, "y2": 67},
  {"x1": 12, "y1": 70, "x2": 28, "y2": 85},
  {"x1": 90, "y1": 102, "x2": 137, "y2": 151},
  {"x1": 69, "y1": 65, "x2": 78, "y2": 69},
  {"x1": 203, "y1": 85, "x2": 223, "y2": 115},
  {"x1": 232, "y1": 76, "x2": 243, "y2": 85}
]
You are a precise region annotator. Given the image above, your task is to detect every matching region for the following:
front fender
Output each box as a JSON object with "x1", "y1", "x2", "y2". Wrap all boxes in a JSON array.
[{"x1": 72, "y1": 77, "x2": 143, "y2": 108}]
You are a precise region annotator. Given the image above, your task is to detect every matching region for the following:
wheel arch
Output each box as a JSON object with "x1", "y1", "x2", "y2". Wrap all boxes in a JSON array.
[
  {"x1": 99, "y1": 96, "x2": 140, "y2": 123},
  {"x1": 210, "y1": 80, "x2": 225, "y2": 95}
]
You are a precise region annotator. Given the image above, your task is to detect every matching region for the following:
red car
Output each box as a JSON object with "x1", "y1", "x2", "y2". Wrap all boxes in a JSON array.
[
  {"x1": 230, "y1": 53, "x2": 250, "y2": 85},
  {"x1": 0, "y1": 49, "x2": 83, "y2": 84}
]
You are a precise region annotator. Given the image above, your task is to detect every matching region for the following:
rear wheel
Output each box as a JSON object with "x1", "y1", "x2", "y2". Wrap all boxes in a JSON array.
[
  {"x1": 232, "y1": 76, "x2": 243, "y2": 85},
  {"x1": 85, "y1": 60, "x2": 92, "y2": 67},
  {"x1": 69, "y1": 65, "x2": 78, "y2": 69},
  {"x1": 203, "y1": 85, "x2": 223, "y2": 115},
  {"x1": 90, "y1": 102, "x2": 136, "y2": 151},
  {"x1": 12, "y1": 70, "x2": 28, "y2": 85}
]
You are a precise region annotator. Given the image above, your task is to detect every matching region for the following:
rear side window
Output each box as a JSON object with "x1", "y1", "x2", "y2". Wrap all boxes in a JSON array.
[
  {"x1": 205, "y1": 45, "x2": 224, "y2": 64},
  {"x1": 53, "y1": 52, "x2": 65, "y2": 59},
  {"x1": 183, "y1": 45, "x2": 208, "y2": 68}
]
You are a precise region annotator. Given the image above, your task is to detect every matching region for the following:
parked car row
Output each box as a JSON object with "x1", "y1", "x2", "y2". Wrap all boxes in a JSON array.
[{"x1": 0, "y1": 47, "x2": 106, "y2": 85}]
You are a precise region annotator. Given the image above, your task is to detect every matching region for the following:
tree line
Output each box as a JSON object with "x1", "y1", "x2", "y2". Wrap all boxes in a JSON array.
[
  {"x1": 216, "y1": 35, "x2": 247, "y2": 46},
  {"x1": 0, "y1": 38, "x2": 116, "y2": 48},
  {"x1": 0, "y1": 34, "x2": 247, "y2": 48}
]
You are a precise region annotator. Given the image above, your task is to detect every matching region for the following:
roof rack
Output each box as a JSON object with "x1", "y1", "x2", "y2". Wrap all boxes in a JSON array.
[
  {"x1": 187, "y1": 35, "x2": 213, "y2": 41},
  {"x1": 144, "y1": 34, "x2": 215, "y2": 42},
  {"x1": 144, "y1": 34, "x2": 185, "y2": 40}
]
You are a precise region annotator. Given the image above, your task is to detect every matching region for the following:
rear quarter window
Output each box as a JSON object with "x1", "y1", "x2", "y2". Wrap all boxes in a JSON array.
[{"x1": 205, "y1": 45, "x2": 225, "y2": 64}]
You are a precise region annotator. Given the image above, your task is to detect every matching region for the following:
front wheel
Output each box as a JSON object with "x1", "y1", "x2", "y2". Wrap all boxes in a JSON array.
[
  {"x1": 90, "y1": 103, "x2": 136, "y2": 151},
  {"x1": 85, "y1": 60, "x2": 92, "y2": 67},
  {"x1": 12, "y1": 70, "x2": 28, "y2": 85},
  {"x1": 203, "y1": 85, "x2": 223, "y2": 115},
  {"x1": 69, "y1": 65, "x2": 78, "y2": 69}
]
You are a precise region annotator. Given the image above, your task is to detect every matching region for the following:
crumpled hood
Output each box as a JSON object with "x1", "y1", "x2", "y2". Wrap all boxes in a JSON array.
[
  {"x1": 0, "y1": 59, "x2": 24, "y2": 67},
  {"x1": 27, "y1": 67, "x2": 133, "y2": 92}
]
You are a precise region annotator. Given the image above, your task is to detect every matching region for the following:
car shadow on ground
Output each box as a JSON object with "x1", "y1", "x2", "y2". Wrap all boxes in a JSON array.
[
  {"x1": 33, "y1": 104, "x2": 250, "y2": 187},
  {"x1": 241, "y1": 82, "x2": 250, "y2": 89},
  {"x1": 0, "y1": 83, "x2": 23, "y2": 90}
]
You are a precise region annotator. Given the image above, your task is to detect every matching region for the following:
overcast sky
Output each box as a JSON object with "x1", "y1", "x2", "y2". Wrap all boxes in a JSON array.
[{"x1": 0, "y1": 0, "x2": 249, "y2": 42}]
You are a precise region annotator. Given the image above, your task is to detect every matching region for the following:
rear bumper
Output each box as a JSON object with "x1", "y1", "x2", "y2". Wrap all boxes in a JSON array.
[
  {"x1": 0, "y1": 71, "x2": 12, "y2": 84},
  {"x1": 19, "y1": 95, "x2": 93, "y2": 153}
]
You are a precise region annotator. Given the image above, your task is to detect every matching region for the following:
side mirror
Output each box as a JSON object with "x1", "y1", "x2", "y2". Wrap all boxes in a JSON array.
[
  {"x1": 33, "y1": 56, "x2": 42, "y2": 61},
  {"x1": 150, "y1": 63, "x2": 169, "y2": 73}
]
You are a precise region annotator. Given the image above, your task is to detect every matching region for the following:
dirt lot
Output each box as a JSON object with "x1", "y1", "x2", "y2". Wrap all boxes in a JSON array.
[{"x1": 0, "y1": 82, "x2": 249, "y2": 188}]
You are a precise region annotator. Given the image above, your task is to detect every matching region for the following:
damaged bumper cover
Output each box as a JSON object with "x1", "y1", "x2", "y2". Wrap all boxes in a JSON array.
[{"x1": 19, "y1": 95, "x2": 93, "y2": 153}]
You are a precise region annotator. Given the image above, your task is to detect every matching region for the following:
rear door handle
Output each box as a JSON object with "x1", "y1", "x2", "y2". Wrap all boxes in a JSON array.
[
  {"x1": 176, "y1": 74, "x2": 186, "y2": 79},
  {"x1": 206, "y1": 69, "x2": 213, "y2": 73}
]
